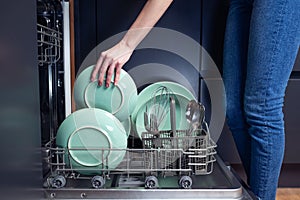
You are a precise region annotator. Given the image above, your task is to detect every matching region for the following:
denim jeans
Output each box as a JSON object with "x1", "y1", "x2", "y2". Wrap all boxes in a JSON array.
[{"x1": 223, "y1": 0, "x2": 300, "y2": 199}]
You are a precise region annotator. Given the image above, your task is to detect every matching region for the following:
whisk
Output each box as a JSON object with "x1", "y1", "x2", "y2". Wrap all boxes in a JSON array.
[{"x1": 144, "y1": 86, "x2": 173, "y2": 134}]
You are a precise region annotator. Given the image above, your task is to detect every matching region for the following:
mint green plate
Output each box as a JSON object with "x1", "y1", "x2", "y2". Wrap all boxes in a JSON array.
[
  {"x1": 56, "y1": 108, "x2": 127, "y2": 175},
  {"x1": 131, "y1": 81, "x2": 196, "y2": 124},
  {"x1": 74, "y1": 65, "x2": 138, "y2": 122},
  {"x1": 121, "y1": 117, "x2": 131, "y2": 138}
]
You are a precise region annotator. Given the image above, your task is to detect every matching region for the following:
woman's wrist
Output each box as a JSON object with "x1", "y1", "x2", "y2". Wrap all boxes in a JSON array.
[
  {"x1": 121, "y1": 0, "x2": 173, "y2": 50},
  {"x1": 121, "y1": 27, "x2": 152, "y2": 50},
  {"x1": 120, "y1": 35, "x2": 136, "y2": 51}
]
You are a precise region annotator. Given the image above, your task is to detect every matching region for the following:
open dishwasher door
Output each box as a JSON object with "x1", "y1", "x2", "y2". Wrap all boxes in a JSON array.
[{"x1": 44, "y1": 155, "x2": 255, "y2": 199}]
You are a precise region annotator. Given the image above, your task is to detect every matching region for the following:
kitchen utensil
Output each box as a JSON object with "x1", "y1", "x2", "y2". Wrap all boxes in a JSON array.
[
  {"x1": 185, "y1": 100, "x2": 205, "y2": 135},
  {"x1": 73, "y1": 65, "x2": 138, "y2": 122},
  {"x1": 150, "y1": 113, "x2": 159, "y2": 133},
  {"x1": 143, "y1": 86, "x2": 172, "y2": 136},
  {"x1": 144, "y1": 107, "x2": 159, "y2": 135},
  {"x1": 147, "y1": 86, "x2": 172, "y2": 129},
  {"x1": 136, "y1": 94, "x2": 192, "y2": 139},
  {"x1": 144, "y1": 111, "x2": 150, "y2": 132},
  {"x1": 170, "y1": 96, "x2": 177, "y2": 149},
  {"x1": 199, "y1": 102, "x2": 205, "y2": 127},
  {"x1": 170, "y1": 96, "x2": 176, "y2": 136}
]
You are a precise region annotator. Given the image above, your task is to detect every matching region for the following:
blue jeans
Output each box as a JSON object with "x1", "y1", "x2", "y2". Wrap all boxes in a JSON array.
[{"x1": 223, "y1": 0, "x2": 300, "y2": 199}]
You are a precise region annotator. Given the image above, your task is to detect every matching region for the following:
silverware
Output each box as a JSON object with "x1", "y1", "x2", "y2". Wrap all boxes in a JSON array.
[
  {"x1": 150, "y1": 113, "x2": 158, "y2": 133},
  {"x1": 185, "y1": 100, "x2": 205, "y2": 135},
  {"x1": 170, "y1": 96, "x2": 177, "y2": 148},
  {"x1": 145, "y1": 86, "x2": 173, "y2": 136},
  {"x1": 144, "y1": 111, "x2": 159, "y2": 136},
  {"x1": 170, "y1": 96, "x2": 176, "y2": 136}
]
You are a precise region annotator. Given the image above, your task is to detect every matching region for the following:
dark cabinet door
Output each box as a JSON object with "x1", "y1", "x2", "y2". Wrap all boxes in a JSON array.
[
  {"x1": 74, "y1": 0, "x2": 202, "y2": 98},
  {"x1": 292, "y1": 50, "x2": 300, "y2": 72},
  {"x1": 283, "y1": 79, "x2": 300, "y2": 163}
]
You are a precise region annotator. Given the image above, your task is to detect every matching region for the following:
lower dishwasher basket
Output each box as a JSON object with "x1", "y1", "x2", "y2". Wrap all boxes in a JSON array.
[
  {"x1": 43, "y1": 155, "x2": 255, "y2": 199},
  {"x1": 43, "y1": 125, "x2": 254, "y2": 199}
]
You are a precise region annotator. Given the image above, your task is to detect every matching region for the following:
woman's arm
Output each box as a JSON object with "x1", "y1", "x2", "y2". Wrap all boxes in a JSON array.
[{"x1": 90, "y1": 0, "x2": 173, "y2": 87}]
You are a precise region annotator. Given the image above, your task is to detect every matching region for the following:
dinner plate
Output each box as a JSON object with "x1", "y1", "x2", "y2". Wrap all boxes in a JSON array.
[
  {"x1": 135, "y1": 94, "x2": 194, "y2": 139},
  {"x1": 56, "y1": 108, "x2": 127, "y2": 174},
  {"x1": 131, "y1": 81, "x2": 196, "y2": 124},
  {"x1": 74, "y1": 65, "x2": 138, "y2": 122}
]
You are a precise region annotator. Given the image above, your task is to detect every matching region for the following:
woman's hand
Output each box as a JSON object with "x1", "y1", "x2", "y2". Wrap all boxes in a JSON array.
[
  {"x1": 90, "y1": 0, "x2": 173, "y2": 87},
  {"x1": 90, "y1": 40, "x2": 134, "y2": 87}
]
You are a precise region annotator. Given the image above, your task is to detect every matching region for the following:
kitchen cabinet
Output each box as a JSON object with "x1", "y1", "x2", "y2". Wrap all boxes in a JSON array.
[
  {"x1": 74, "y1": 0, "x2": 201, "y2": 98},
  {"x1": 283, "y1": 78, "x2": 300, "y2": 163},
  {"x1": 292, "y1": 50, "x2": 300, "y2": 72}
]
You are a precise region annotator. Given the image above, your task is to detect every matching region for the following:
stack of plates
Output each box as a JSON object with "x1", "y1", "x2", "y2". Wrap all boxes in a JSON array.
[
  {"x1": 56, "y1": 64, "x2": 196, "y2": 175},
  {"x1": 56, "y1": 65, "x2": 138, "y2": 174}
]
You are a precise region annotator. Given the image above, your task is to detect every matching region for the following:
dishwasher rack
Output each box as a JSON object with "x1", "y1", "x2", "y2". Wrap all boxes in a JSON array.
[
  {"x1": 37, "y1": 23, "x2": 62, "y2": 66},
  {"x1": 44, "y1": 122, "x2": 217, "y2": 190},
  {"x1": 37, "y1": 20, "x2": 65, "y2": 151}
]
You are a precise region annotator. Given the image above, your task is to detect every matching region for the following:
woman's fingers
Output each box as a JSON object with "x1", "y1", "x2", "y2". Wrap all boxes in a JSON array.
[
  {"x1": 97, "y1": 53, "x2": 112, "y2": 86},
  {"x1": 114, "y1": 62, "x2": 122, "y2": 86},
  {"x1": 92, "y1": 41, "x2": 133, "y2": 87},
  {"x1": 92, "y1": 55, "x2": 122, "y2": 88},
  {"x1": 105, "y1": 61, "x2": 117, "y2": 87},
  {"x1": 90, "y1": 52, "x2": 105, "y2": 82}
]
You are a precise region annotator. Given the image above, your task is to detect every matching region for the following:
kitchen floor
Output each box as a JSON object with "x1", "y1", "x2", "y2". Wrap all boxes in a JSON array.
[
  {"x1": 231, "y1": 164, "x2": 300, "y2": 199},
  {"x1": 276, "y1": 188, "x2": 300, "y2": 200}
]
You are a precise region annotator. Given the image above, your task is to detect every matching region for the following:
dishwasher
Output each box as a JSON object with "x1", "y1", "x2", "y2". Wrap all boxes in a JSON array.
[{"x1": 37, "y1": 1, "x2": 256, "y2": 199}]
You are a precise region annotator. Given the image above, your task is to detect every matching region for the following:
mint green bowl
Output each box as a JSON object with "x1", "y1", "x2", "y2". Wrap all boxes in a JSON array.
[
  {"x1": 56, "y1": 108, "x2": 127, "y2": 175},
  {"x1": 74, "y1": 65, "x2": 138, "y2": 122}
]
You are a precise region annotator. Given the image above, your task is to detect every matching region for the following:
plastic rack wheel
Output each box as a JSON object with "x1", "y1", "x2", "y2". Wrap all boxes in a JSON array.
[
  {"x1": 91, "y1": 176, "x2": 106, "y2": 189},
  {"x1": 50, "y1": 175, "x2": 66, "y2": 188},
  {"x1": 145, "y1": 176, "x2": 159, "y2": 189},
  {"x1": 179, "y1": 176, "x2": 192, "y2": 189}
]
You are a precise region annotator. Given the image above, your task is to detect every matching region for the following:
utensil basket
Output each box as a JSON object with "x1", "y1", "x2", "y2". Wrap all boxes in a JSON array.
[{"x1": 142, "y1": 121, "x2": 216, "y2": 177}]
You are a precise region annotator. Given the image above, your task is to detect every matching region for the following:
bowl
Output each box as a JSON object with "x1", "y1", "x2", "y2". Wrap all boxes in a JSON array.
[
  {"x1": 56, "y1": 108, "x2": 128, "y2": 175},
  {"x1": 73, "y1": 65, "x2": 138, "y2": 122}
]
